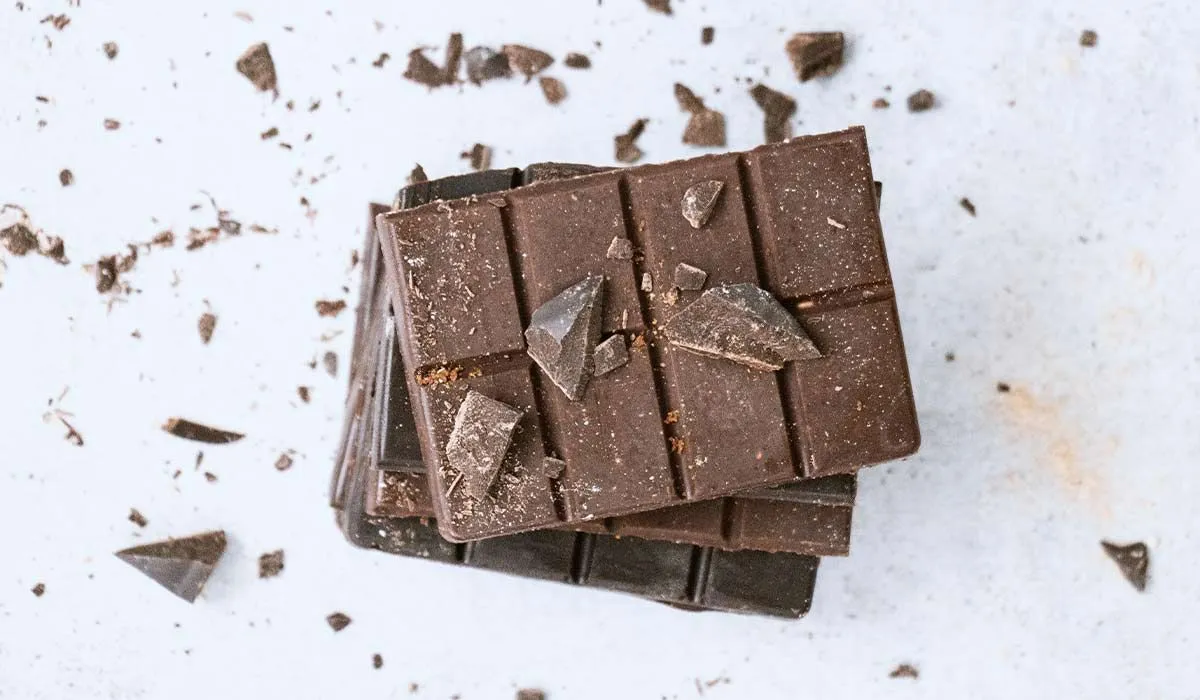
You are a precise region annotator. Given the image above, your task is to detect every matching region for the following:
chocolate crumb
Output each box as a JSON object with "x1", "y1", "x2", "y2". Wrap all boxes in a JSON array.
[
  {"x1": 323, "y1": 351, "x2": 339, "y2": 378},
  {"x1": 786, "y1": 32, "x2": 845, "y2": 81},
  {"x1": 907, "y1": 89, "x2": 936, "y2": 112},
  {"x1": 641, "y1": 273, "x2": 653, "y2": 292},
  {"x1": 373, "y1": 654, "x2": 384, "y2": 669},
  {"x1": 297, "y1": 386, "x2": 311, "y2": 403},
  {"x1": 1080, "y1": 30, "x2": 1098, "y2": 48},
  {"x1": 103, "y1": 42, "x2": 119, "y2": 59},
  {"x1": 516, "y1": 691, "x2": 546, "y2": 700},
  {"x1": 236, "y1": 42, "x2": 278, "y2": 95},
  {"x1": 162, "y1": 418, "x2": 244, "y2": 444},
  {"x1": 464, "y1": 46, "x2": 512, "y2": 84},
  {"x1": 95, "y1": 255, "x2": 119, "y2": 292},
  {"x1": 749, "y1": 83, "x2": 796, "y2": 144},
  {"x1": 59, "y1": 169, "x2": 74, "y2": 187},
  {"x1": 326, "y1": 612, "x2": 352, "y2": 632},
  {"x1": 564, "y1": 52, "x2": 591, "y2": 69},
  {"x1": 959, "y1": 197, "x2": 977, "y2": 216},
  {"x1": 372, "y1": 52, "x2": 390, "y2": 68},
  {"x1": 260, "y1": 127, "x2": 278, "y2": 140},
  {"x1": 103, "y1": 119, "x2": 121, "y2": 131},
  {"x1": 501, "y1": 44, "x2": 553, "y2": 82},
  {"x1": 539, "y1": 76, "x2": 567, "y2": 105},
  {"x1": 128, "y1": 508, "x2": 148, "y2": 528},
  {"x1": 1101, "y1": 540, "x2": 1149, "y2": 591},
  {"x1": 664, "y1": 410, "x2": 680, "y2": 424},
  {"x1": 701, "y1": 27, "x2": 714, "y2": 45},
  {"x1": 642, "y1": 0, "x2": 671, "y2": 14},
  {"x1": 674, "y1": 84, "x2": 726, "y2": 147},
  {"x1": 872, "y1": 97, "x2": 890, "y2": 109},
  {"x1": 614, "y1": 118, "x2": 648, "y2": 163},
  {"x1": 258, "y1": 550, "x2": 285, "y2": 578},
  {"x1": 669, "y1": 436, "x2": 686, "y2": 454},
  {"x1": 408, "y1": 164, "x2": 428, "y2": 186},
  {"x1": 996, "y1": 381, "x2": 1011, "y2": 393},
  {"x1": 275, "y1": 452, "x2": 295, "y2": 471},
  {"x1": 203, "y1": 472, "x2": 218, "y2": 483},
  {"x1": 198, "y1": 312, "x2": 217, "y2": 344},
  {"x1": 316, "y1": 299, "x2": 347, "y2": 317},
  {"x1": 889, "y1": 664, "x2": 920, "y2": 679},
  {"x1": 606, "y1": 236, "x2": 634, "y2": 260},
  {"x1": 31, "y1": 582, "x2": 46, "y2": 597},
  {"x1": 944, "y1": 351, "x2": 956, "y2": 362},
  {"x1": 461, "y1": 143, "x2": 492, "y2": 171}
]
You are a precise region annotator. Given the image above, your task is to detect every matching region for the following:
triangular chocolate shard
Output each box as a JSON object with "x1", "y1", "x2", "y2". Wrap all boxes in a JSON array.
[
  {"x1": 446, "y1": 391, "x2": 524, "y2": 501},
  {"x1": 524, "y1": 277, "x2": 604, "y2": 400},
  {"x1": 663, "y1": 283, "x2": 820, "y2": 370},
  {"x1": 115, "y1": 530, "x2": 227, "y2": 603},
  {"x1": 592, "y1": 334, "x2": 629, "y2": 377},
  {"x1": 681, "y1": 180, "x2": 725, "y2": 228},
  {"x1": 1101, "y1": 540, "x2": 1149, "y2": 592}
]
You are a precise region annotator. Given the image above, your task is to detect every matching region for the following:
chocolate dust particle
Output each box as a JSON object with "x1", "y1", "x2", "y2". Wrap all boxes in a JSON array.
[
  {"x1": 889, "y1": 664, "x2": 920, "y2": 679},
  {"x1": 907, "y1": 89, "x2": 936, "y2": 112},
  {"x1": 615, "y1": 118, "x2": 648, "y2": 164},
  {"x1": 960, "y1": 197, "x2": 977, "y2": 216},
  {"x1": 674, "y1": 83, "x2": 726, "y2": 147},
  {"x1": 31, "y1": 583, "x2": 46, "y2": 597},
  {"x1": 297, "y1": 386, "x2": 311, "y2": 403},
  {"x1": 326, "y1": 612, "x2": 352, "y2": 631},
  {"x1": 103, "y1": 42, "x2": 119, "y2": 59},
  {"x1": 59, "y1": 169, "x2": 74, "y2": 186},
  {"x1": 1080, "y1": 30, "x2": 1098, "y2": 48},
  {"x1": 539, "y1": 76, "x2": 567, "y2": 105},
  {"x1": 996, "y1": 382, "x2": 1011, "y2": 393},
  {"x1": 701, "y1": 27, "x2": 714, "y2": 45},
  {"x1": 564, "y1": 52, "x2": 591, "y2": 69},
  {"x1": 642, "y1": 0, "x2": 671, "y2": 15},
  {"x1": 198, "y1": 312, "x2": 217, "y2": 344},
  {"x1": 128, "y1": 508, "x2": 148, "y2": 528},
  {"x1": 323, "y1": 351, "x2": 339, "y2": 377},
  {"x1": 316, "y1": 299, "x2": 347, "y2": 317},
  {"x1": 258, "y1": 550, "x2": 285, "y2": 578},
  {"x1": 162, "y1": 418, "x2": 245, "y2": 444},
  {"x1": 236, "y1": 42, "x2": 278, "y2": 95},
  {"x1": 275, "y1": 452, "x2": 294, "y2": 471},
  {"x1": 461, "y1": 143, "x2": 492, "y2": 171},
  {"x1": 1101, "y1": 540, "x2": 1149, "y2": 592},
  {"x1": 944, "y1": 351, "x2": 956, "y2": 362},
  {"x1": 373, "y1": 654, "x2": 384, "y2": 669}
]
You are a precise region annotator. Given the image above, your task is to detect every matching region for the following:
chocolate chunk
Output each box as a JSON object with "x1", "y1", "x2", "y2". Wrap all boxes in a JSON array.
[
  {"x1": 674, "y1": 85, "x2": 726, "y2": 147},
  {"x1": 524, "y1": 277, "x2": 604, "y2": 400},
  {"x1": 673, "y1": 262, "x2": 707, "y2": 290},
  {"x1": 95, "y1": 255, "x2": 118, "y2": 292},
  {"x1": 960, "y1": 197, "x2": 976, "y2": 216},
  {"x1": 236, "y1": 42, "x2": 278, "y2": 95},
  {"x1": 606, "y1": 236, "x2": 633, "y2": 260},
  {"x1": 59, "y1": 169, "x2": 73, "y2": 186},
  {"x1": 326, "y1": 611, "x2": 352, "y2": 631},
  {"x1": 564, "y1": 52, "x2": 591, "y2": 69},
  {"x1": 114, "y1": 530, "x2": 227, "y2": 603},
  {"x1": 907, "y1": 89, "x2": 936, "y2": 112},
  {"x1": 103, "y1": 42, "x2": 119, "y2": 59},
  {"x1": 198, "y1": 312, "x2": 217, "y2": 344},
  {"x1": 996, "y1": 381, "x2": 1011, "y2": 393},
  {"x1": 31, "y1": 582, "x2": 45, "y2": 597},
  {"x1": 680, "y1": 179, "x2": 725, "y2": 229},
  {"x1": 539, "y1": 76, "x2": 567, "y2": 105},
  {"x1": 324, "y1": 351, "x2": 339, "y2": 377},
  {"x1": 408, "y1": 164, "x2": 428, "y2": 186},
  {"x1": 372, "y1": 654, "x2": 384, "y2": 669},
  {"x1": 464, "y1": 46, "x2": 512, "y2": 84},
  {"x1": 128, "y1": 508, "x2": 148, "y2": 527},
  {"x1": 749, "y1": 83, "x2": 796, "y2": 144},
  {"x1": 592, "y1": 334, "x2": 629, "y2": 377},
  {"x1": 258, "y1": 550, "x2": 285, "y2": 578},
  {"x1": 372, "y1": 52, "x2": 390, "y2": 68},
  {"x1": 445, "y1": 391, "x2": 524, "y2": 501},
  {"x1": 785, "y1": 32, "x2": 845, "y2": 81},
  {"x1": 674, "y1": 83, "x2": 706, "y2": 114},
  {"x1": 316, "y1": 299, "x2": 347, "y2": 317},
  {"x1": 542, "y1": 456, "x2": 566, "y2": 479},
  {"x1": 664, "y1": 284, "x2": 821, "y2": 370},
  {"x1": 1080, "y1": 29, "x2": 1098, "y2": 48},
  {"x1": 701, "y1": 27, "x2": 714, "y2": 45},
  {"x1": 403, "y1": 48, "x2": 444, "y2": 87},
  {"x1": 615, "y1": 118, "x2": 648, "y2": 164},
  {"x1": 889, "y1": 664, "x2": 920, "y2": 679},
  {"x1": 501, "y1": 44, "x2": 553, "y2": 82},
  {"x1": 1101, "y1": 541, "x2": 1149, "y2": 592},
  {"x1": 462, "y1": 143, "x2": 492, "y2": 171},
  {"x1": 162, "y1": 418, "x2": 244, "y2": 444}
]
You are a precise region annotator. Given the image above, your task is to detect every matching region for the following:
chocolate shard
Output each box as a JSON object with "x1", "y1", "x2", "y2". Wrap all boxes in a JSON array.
[
  {"x1": 749, "y1": 83, "x2": 797, "y2": 144},
  {"x1": 683, "y1": 110, "x2": 726, "y2": 147},
  {"x1": 785, "y1": 32, "x2": 844, "y2": 82},
  {"x1": 464, "y1": 46, "x2": 512, "y2": 84},
  {"x1": 162, "y1": 418, "x2": 244, "y2": 444},
  {"x1": 115, "y1": 530, "x2": 227, "y2": 603},
  {"x1": 446, "y1": 391, "x2": 524, "y2": 501},
  {"x1": 524, "y1": 277, "x2": 604, "y2": 400},
  {"x1": 235, "y1": 42, "x2": 278, "y2": 95},
  {"x1": 606, "y1": 236, "x2": 633, "y2": 260},
  {"x1": 664, "y1": 283, "x2": 821, "y2": 370},
  {"x1": 592, "y1": 334, "x2": 629, "y2": 377},
  {"x1": 403, "y1": 48, "x2": 445, "y2": 88},
  {"x1": 673, "y1": 262, "x2": 708, "y2": 290},
  {"x1": 501, "y1": 44, "x2": 554, "y2": 82},
  {"x1": 615, "y1": 118, "x2": 648, "y2": 164},
  {"x1": 542, "y1": 456, "x2": 566, "y2": 479},
  {"x1": 1101, "y1": 540, "x2": 1149, "y2": 592},
  {"x1": 326, "y1": 611, "x2": 352, "y2": 631},
  {"x1": 539, "y1": 76, "x2": 567, "y2": 105},
  {"x1": 674, "y1": 83, "x2": 706, "y2": 114},
  {"x1": 681, "y1": 179, "x2": 725, "y2": 229},
  {"x1": 443, "y1": 32, "x2": 463, "y2": 83}
]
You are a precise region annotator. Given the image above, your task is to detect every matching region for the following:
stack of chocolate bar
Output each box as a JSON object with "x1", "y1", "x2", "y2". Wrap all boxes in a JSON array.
[{"x1": 330, "y1": 127, "x2": 919, "y2": 618}]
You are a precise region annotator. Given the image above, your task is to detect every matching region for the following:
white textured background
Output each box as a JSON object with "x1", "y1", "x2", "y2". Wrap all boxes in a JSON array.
[{"x1": 2, "y1": 1, "x2": 1197, "y2": 698}]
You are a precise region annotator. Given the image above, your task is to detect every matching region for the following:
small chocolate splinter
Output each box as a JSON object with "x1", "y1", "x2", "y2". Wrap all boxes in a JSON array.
[
  {"x1": 664, "y1": 283, "x2": 821, "y2": 370},
  {"x1": 115, "y1": 530, "x2": 227, "y2": 603},
  {"x1": 162, "y1": 418, "x2": 245, "y2": 444},
  {"x1": 593, "y1": 334, "x2": 629, "y2": 377},
  {"x1": 446, "y1": 391, "x2": 524, "y2": 501},
  {"x1": 681, "y1": 180, "x2": 725, "y2": 229},
  {"x1": 1101, "y1": 540, "x2": 1149, "y2": 592},
  {"x1": 606, "y1": 236, "x2": 633, "y2": 260},
  {"x1": 524, "y1": 277, "x2": 604, "y2": 400},
  {"x1": 236, "y1": 42, "x2": 278, "y2": 95},
  {"x1": 785, "y1": 32, "x2": 845, "y2": 82},
  {"x1": 674, "y1": 262, "x2": 708, "y2": 290},
  {"x1": 501, "y1": 44, "x2": 554, "y2": 82}
]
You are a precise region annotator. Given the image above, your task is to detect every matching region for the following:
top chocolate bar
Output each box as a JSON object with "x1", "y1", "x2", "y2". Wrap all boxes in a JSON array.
[{"x1": 376, "y1": 126, "x2": 919, "y2": 542}]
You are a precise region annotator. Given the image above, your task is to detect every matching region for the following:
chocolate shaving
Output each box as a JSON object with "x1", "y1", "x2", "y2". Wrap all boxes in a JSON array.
[
  {"x1": 516, "y1": 691, "x2": 547, "y2": 700},
  {"x1": 542, "y1": 456, "x2": 566, "y2": 479},
  {"x1": 1101, "y1": 541, "x2": 1149, "y2": 592},
  {"x1": 524, "y1": 277, "x2": 605, "y2": 400},
  {"x1": 564, "y1": 52, "x2": 591, "y2": 69},
  {"x1": 444, "y1": 33, "x2": 463, "y2": 83},
  {"x1": 236, "y1": 42, "x2": 278, "y2": 95},
  {"x1": 162, "y1": 418, "x2": 245, "y2": 444},
  {"x1": 539, "y1": 76, "x2": 567, "y2": 105},
  {"x1": 445, "y1": 391, "x2": 524, "y2": 501},
  {"x1": 785, "y1": 32, "x2": 845, "y2": 81},
  {"x1": 316, "y1": 299, "x2": 347, "y2": 317},
  {"x1": 681, "y1": 180, "x2": 725, "y2": 229},
  {"x1": 461, "y1": 143, "x2": 492, "y2": 171},
  {"x1": 115, "y1": 530, "x2": 227, "y2": 603},
  {"x1": 326, "y1": 612, "x2": 352, "y2": 631},
  {"x1": 258, "y1": 550, "x2": 285, "y2": 578},
  {"x1": 95, "y1": 255, "x2": 119, "y2": 293},
  {"x1": 464, "y1": 46, "x2": 512, "y2": 84},
  {"x1": 501, "y1": 44, "x2": 553, "y2": 82},
  {"x1": 260, "y1": 127, "x2": 278, "y2": 140},
  {"x1": 614, "y1": 118, "x2": 648, "y2": 163},
  {"x1": 907, "y1": 89, "x2": 936, "y2": 112},
  {"x1": 403, "y1": 48, "x2": 445, "y2": 88},
  {"x1": 41, "y1": 13, "x2": 69, "y2": 30},
  {"x1": 872, "y1": 98, "x2": 890, "y2": 109},
  {"x1": 749, "y1": 83, "x2": 796, "y2": 144},
  {"x1": 198, "y1": 312, "x2": 217, "y2": 344}
]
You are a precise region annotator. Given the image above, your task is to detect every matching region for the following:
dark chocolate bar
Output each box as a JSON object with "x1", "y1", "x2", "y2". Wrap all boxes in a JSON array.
[{"x1": 375, "y1": 127, "x2": 919, "y2": 541}]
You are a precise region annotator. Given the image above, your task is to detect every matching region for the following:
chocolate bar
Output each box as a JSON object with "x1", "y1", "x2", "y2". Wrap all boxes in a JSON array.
[{"x1": 375, "y1": 127, "x2": 919, "y2": 541}]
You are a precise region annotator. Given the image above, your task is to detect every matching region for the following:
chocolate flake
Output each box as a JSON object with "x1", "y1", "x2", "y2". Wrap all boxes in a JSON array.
[
  {"x1": 785, "y1": 32, "x2": 845, "y2": 82},
  {"x1": 31, "y1": 582, "x2": 45, "y2": 597},
  {"x1": 445, "y1": 391, "x2": 524, "y2": 501},
  {"x1": 681, "y1": 180, "x2": 724, "y2": 229},
  {"x1": 103, "y1": 42, "x2": 119, "y2": 59},
  {"x1": 275, "y1": 452, "x2": 295, "y2": 471},
  {"x1": 129, "y1": 508, "x2": 148, "y2": 528},
  {"x1": 564, "y1": 52, "x2": 591, "y2": 69},
  {"x1": 162, "y1": 418, "x2": 245, "y2": 444},
  {"x1": 960, "y1": 197, "x2": 977, "y2": 216},
  {"x1": 464, "y1": 46, "x2": 512, "y2": 84},
  {"x1": 592, "y1": 334, "x2": 629, "y2": 377},
  {"x1": 373, "y1": 654, "x2": 384, "y2": 669},
  {"x1": 408, "y1": 164, "x2": 428, "y2": 186},
  {"x1": 525, "y1": 277, "x2": 605, "y2": 400},
  {"x1": 461, "y1": 143, "x2": 492, "y2": 171},
  {"x1": 1080, "y1": 30, "x2": 1098, "y2": 48},
  {"x1": 614, "y1": 118, "x2": 648, "y2": 164},
  {"x1": 1101, "y1": 541, "x2": 1149, "y2": 592},
  {"x1": 198, "y1": 312, "x2": 217, "y2": 344},
  {"x1": 236, "y1": 42, "x2": 278, "y2": 95},
  {"x1": 749, "y1": 83, "x2": 796, "y2": 144},
  {"x1": 258, "y1": 550, "x2": 285, "y2": 578},
  {"x1": 701, "y1": 27, "x2": 714, "y2": 45},
  {"x1": 115, "y1": 530, "x2": 227, "y2": 603},
  {"x1": 316, "y1": 299, "x2": 347, "y2": 317},
  {"x1": 539, "y1": 76, "x2": 567, "y2": 105},
  {"x1": 542, "y1": 456, "x2": 566, "y2": 479},
  {"x1": 889, "y1": 664, "x2": 920, "y2": 679},
  {"x1": 326, "y1": 612, "x2": 352, "y2": 631},
  {"x1": 59, "y1": 169, "x2": 74, "y2": 186},
  {"x1": 907, "y1": 89, "x2": 936, "y2": 112},
  {"x1": 642, "y1": 0, "x2": 671, "y2": 14},
  {"x1": 501, "y1": 44, "x2": 554, "y2": 82},
  {"x1": 606, "y1": 236, "x2": 633, "y2": 260},
  {"x1": 664, "y1": 283, "x2": 821, "y2": 370},
  {"x1": 323, "y1": 351, "x2": 339, "y2": 377},
  {"x1": 673, "y1": 262, "x2": 708, "y2": 290}
]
